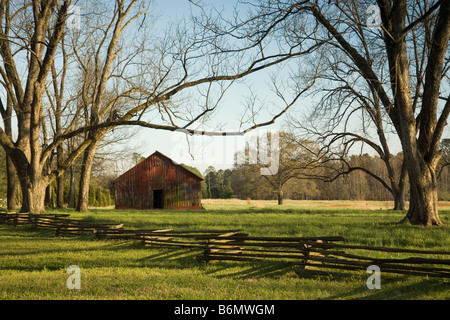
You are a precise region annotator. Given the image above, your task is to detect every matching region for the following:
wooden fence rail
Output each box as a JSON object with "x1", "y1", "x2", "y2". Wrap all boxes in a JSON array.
[
  {"x1": 0, "y1": 212, "x2": 70, "y2": 226},
  {"x1": 293, "y1": 240, "x2": 450, "y2": 278},
  {"x1": 0, "y1": 213, "x2": 123, "y2": 236},
  {"x1": 198, "y1": 234, "x2": 450, "y2": 278},
  {"x1": 36, "y1": 217, "x2": 123, "y2": 236},
  {"x1": 200, "y1": 235, "x2": 344, "y2": 263},
  {"x1": 95, "y1": 228, "x2": 244, "y2": 242},
  {"x1": 1, "y1": 212, "x2": 449, "y2": 278},
  {"x1": 141, "y1": 230, "x2": 247, "y2": 249}
]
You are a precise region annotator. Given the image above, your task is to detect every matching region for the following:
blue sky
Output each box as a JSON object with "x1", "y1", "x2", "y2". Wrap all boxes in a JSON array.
[
  {"x1": 125, "y1": 0, "x2": 426, "y2": 174},
  {"x1": 3, "y1": 0, "x2": 444, "y2": 176},
  {"x1": 130, "y1": 0, "x2": 289, "y2": 173}
]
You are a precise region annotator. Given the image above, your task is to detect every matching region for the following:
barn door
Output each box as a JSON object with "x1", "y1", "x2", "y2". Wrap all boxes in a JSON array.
[{"x1": 153, "y1": 189, "x2": 164, "y2": 209}]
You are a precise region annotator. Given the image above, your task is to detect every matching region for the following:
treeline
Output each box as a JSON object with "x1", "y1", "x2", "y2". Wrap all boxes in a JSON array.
[
  {"x1": 203, "y1": 154, "x2": 450, "y2": 202},
  {"x1": 3, "y1": 140, "x2": 449, "y2": 209},
  {"x1": 201, "y1": 134, "x2": 450, "y2": 206},
  {"x1": 0, "y1": 147, "x2": 115, "y2": 209}
]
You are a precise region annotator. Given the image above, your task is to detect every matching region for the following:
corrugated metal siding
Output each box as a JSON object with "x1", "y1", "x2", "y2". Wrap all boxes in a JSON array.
[{"x1": 115, "y1": 152, "x2": 202, "y2": 210}]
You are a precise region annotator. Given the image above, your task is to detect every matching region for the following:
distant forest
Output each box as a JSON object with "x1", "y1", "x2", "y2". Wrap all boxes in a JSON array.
[
  {"x1": 198, "y1": 134, "x2": 450, "y2": 204},
  {"x1": 1, "y1": 137, "x2": 449, "y2": 208},
  {"x1": 201, "y1": 155, "x2": 450, "y2": 202}
]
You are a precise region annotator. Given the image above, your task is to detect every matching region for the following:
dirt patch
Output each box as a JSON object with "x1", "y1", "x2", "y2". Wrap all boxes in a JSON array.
[
  {"x1": 437, "y1": 203, "x2": 450, "y2": 207},
  {"x1": 328, "y1": 204, "x2": 352, "y2": 207}
]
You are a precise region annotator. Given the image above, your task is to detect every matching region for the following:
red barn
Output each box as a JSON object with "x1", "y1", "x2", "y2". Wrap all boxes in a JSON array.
[{"x1": 114, "y1": 151, "x2": 203, "y2": 210}]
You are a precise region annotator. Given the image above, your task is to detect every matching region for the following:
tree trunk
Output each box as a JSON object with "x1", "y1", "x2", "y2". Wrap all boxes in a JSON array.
[
  {"x1": 45, "y1": 184, "x2": 54, "y2": 208},
  {"x1": 56, "y1": 145, "x2": 65, "y2": 208},
  {"x1": 400, "y1": 153, "x2": 442, "y2": 226},
  {"x1": 277, "y1": 189, "x2": 283, "y2": 205},
  {"x1": 77, "y1": 140, "x2": 101, "y2": 212},
  {"x1": 18, "y1": 177, "x2": 47, "y2": 214},
  {"x1": 8, "y1": 147, "x2": 48, "y2": 214},
  {"x1": 393, "y1": 188, "x2": 406, "y2": 211},
  {"x1": 2, "y1": 97, "x2": 16, "y2": 212},
  {"x1": 56, "y1": 174, "x2": 64, "y2": 208},
  {"x1": 394, "y1": 161, "x2": 407, "y2": 211},
  {"x1": 392, "y1": 169, "x2": 406, "y2": 211},
  {"x1": 6, "y1": 155, "x2": 16, "y2": 212},
  {"x1": 68, "y1": 165, "x2": 76, "y2": 208},
  {"x1": 402, "y1": 181, "x2": 441, "y2": 226}
]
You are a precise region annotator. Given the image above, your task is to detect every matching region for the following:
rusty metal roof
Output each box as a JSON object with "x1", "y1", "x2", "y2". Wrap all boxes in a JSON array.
[{"x1": 115, "y1": 150, "x2": 204, "y2": 182}]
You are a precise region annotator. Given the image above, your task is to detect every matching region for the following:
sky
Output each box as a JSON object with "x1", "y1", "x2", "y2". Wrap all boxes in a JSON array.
[
  {"x1": 128, "y1": 0, "x2": 288, "y2": 173},
  {"x1": 1, "y1": 0, "x2": 447, "y2": 176},
  {"x1": 131, "y1": 0, "x2": 448, "y2": 176},
  {"x1": 0, "y1": 0, "x2": 288, "y2": 176}
]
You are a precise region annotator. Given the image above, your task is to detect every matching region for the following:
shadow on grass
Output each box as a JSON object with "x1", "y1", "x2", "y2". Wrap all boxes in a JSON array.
[
  {"x1": 321, "y1": 274, "x2": 450, "y2": 300},
  {"x1": 203, "y1": 261, "x2": 294, "y2": 279},
  {"x1": 138, "y1": 248, "x2": 198, "y2": 264}
]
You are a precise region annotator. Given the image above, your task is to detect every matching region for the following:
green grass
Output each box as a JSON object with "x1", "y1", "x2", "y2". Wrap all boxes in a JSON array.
[{"x1": 0, "y1": 200, "x2": 449, "y2": 300}]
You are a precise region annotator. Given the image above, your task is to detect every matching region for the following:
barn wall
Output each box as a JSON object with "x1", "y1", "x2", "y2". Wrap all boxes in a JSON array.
[{"x1": 115, "y1": 153, "x2": 202, "y2": 210}]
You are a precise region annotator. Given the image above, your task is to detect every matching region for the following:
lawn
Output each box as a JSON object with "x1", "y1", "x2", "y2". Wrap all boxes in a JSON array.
[{"x1": 0, "y1": 200, "x2": 449, "y2": 300}]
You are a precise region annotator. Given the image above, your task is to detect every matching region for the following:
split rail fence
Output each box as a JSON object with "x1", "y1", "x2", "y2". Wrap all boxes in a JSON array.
[
  {"x1": 0, "y1": 212, "x2": 122, "y2": 236},
  {"x1": 195, "y1": 233, "x2": 450, "y2": 278},
  {"x1": 1, "y1": 212, "x2": 449, "y2": 278}
]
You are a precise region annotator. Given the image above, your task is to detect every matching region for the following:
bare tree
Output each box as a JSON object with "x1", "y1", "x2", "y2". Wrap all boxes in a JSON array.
[
  {"x1": 0, "y1": 0, "x2": 311, "y2": 213},
  {"x1": 64, "y1": 0, "x2": 150, "y2": 212},
  {"x1": 0, "y1": 1, "x2": 76, "y2": 213},
  {"x1": 263, "y1": 132, "x2": 320, "y2": 205},
  {"x1": 288, "y1": 111, "x2": 409, "y2": 210},
  {"x1": 284, "y1": 25, "x2": 410, "y2": 209},
  {"x1": 0, "y1": 92, "x2": 16, "y2": 211},
  {"x1": 210, "y1": 0, "x2": 449, "y2": 226}
]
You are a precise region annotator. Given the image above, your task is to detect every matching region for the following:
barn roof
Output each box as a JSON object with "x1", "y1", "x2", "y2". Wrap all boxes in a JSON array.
[
  {"x1": 152, "y1": 151, "x2": 204, "y2": 181},
  {"x1": 115, "y1": 150, "x2": 204, "y2": 182}
]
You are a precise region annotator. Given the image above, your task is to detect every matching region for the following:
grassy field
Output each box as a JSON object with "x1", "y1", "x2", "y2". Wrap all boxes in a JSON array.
[{"x1": 0, "y1": 200, "x2": 449, "y2": 300}]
